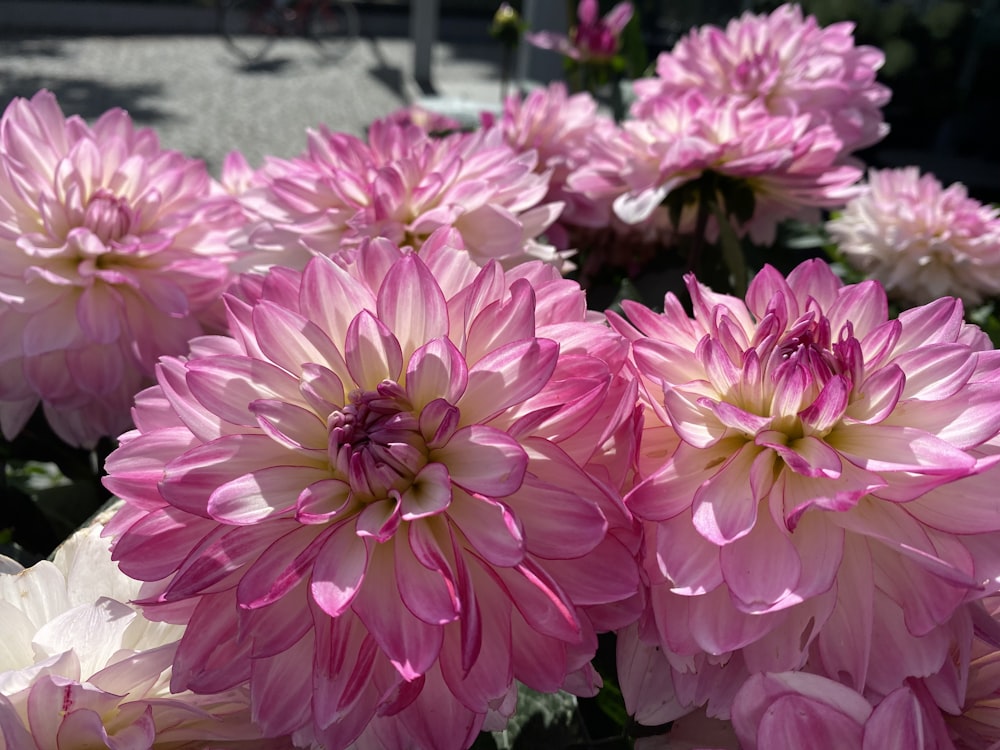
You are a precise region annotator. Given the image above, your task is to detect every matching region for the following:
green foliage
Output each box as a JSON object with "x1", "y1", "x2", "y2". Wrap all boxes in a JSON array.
[{"x1": 487, "y1": 686, "x2": 589, "y2": 750}]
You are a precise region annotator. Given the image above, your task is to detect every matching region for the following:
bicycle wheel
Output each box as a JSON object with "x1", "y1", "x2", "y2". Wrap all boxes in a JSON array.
[
  {"x1": 307, "y1": 0, "x2": 360, "y2": 61},
  {"x1": 219, "y1": 0, "x2": 278, "y2": 64}
]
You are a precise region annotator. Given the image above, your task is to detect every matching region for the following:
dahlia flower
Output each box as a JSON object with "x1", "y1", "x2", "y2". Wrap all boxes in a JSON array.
[
  {"x1": 0, "y1": 90, "x2": 240, "y2": 448},
  {"x1": 631, "y1": 3, "x2": 890, "y2": 154},
  {"x1": 570, "y1": 92, "x2": 862, "y2": 244},
  {"x1": 494, "y1": 82, "x2": 618, "y2": 234},
  {"x1": 525, "y1": 0, "x2": 633, "y2": 63},
  {"x1": 827, "y1": 167, "x2": 1000, "y2": 307},
  {"x1": 233, "y1": 119, "x2": 567, "y2": 273},
  {"x1": 0, "y1": 522, "x2": 288, "y2": 749},
  {"x1": 611, "y1": 259, "x2": 1000, "y2": 713},
  {"x1": 103, "y1": 234, "x2": 640, "y2": 749}
]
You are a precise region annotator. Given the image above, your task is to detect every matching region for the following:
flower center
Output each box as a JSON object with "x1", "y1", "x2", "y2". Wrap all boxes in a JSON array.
[
  {"x1": 774, "y1": 316, "x2": 840, "y2": 385},
  {"x1": 83, "y1": 188, "x2": 135, "y2": 243},
  {"x1": 327, "y1": 381, "x2": 427, "y2": 501}
]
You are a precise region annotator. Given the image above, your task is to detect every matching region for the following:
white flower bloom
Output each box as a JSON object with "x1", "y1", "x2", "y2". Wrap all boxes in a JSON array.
[{"x1": 0, "y1": 522, "x2": 290, "y2": 750}]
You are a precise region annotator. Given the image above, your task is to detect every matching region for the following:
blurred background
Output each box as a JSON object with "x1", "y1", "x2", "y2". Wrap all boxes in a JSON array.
[{"x1": 0, "y1": 0, "x2": 996, "y2": 198}]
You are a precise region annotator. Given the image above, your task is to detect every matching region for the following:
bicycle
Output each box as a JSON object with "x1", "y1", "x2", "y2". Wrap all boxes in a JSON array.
[{"x1": 217, "y1": 0, "x2": 360, "y2": 64}]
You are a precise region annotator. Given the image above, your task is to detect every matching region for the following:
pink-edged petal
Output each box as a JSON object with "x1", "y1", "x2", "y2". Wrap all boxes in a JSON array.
[
  {"x1": 905, "y1": 466, "x2": 1000, "y2": 534},
  {"x1": 458, "y1": 338, "x2": 559, "y2": 424},
  {"x1": 846, "y1": 364, "x2": 905, "y2": 424},
  {"x1": 207, "y1": 465, "x2": 331, "y2": 524},
  {"x1": 170, "y1": 592, "x2": 250, "y2": 694},
  {"x1": 249, "y1": 634, "x2": 314, "y2": 737},
  {"x1": 654, "y1": 516, "x2": 724, "y2": 594},
  {"x1": 299, "y1": 254, "x2": 377, "y2": 343},
  {"x1": 249, "y1": 397, "x2": 328, "y2": 450},
  {"x1": 344, "y1": 309, "x2": 404, "y2": 389},
  {"x1": 376, "y1": 253, "x2": 449, "y2": 359},
  {"x1": 395, "y1": 523, "x2": 461, "y2": 625},
  {"x1": 705, "y1": 399, "x2": 772, "y2": 436},
  {"x1": 506, "y1": 475, "x2": 606, "y2": 559},
  {"x1": 161, "y1": 433, "x2": 325, "y2": 516},
  {"x1": 310, "y1": 522, "x2": 370, "y2": 618},
  {"x1": 252, "y1": 300, "x2": 345, "y2": 377},
  {"x1": 798, "y1": 374, "x2": 850, "y2": 433},
  {"x1": 814, "y1": 535, "x2": 874, "y2": 691},
  {"x1": 399, "y1": 462, "x2": 452, "y2": 520},
  {"x1": 432, "y1": 424, "x2": 527, "y2": 497},
  {"x1": 830, "y1": 422, "x2": 977, "y2": 475},
  {"x1": 59, "y1": 704, "x2": 156, "y2": 750},
  {"x1": 440, "y1": 578, "x2": 513, "y2": 713},
  {"x1": 894, "y1": 343, "x2": 977, "y2": 402},
  {"x1": 185, "y1": 354, "x2": 303, "y2": 427},
  {"x1": 235, "y1": 524, "x2": 331, "y2": 609},
  {"x1": 463, "y1": 279, "x2": 537, "y2": 365},
  {"x1": 777, "y1": 459, "x2": 885, "y2": 528},
  {"x1": 691, "y1": 442, "x2": 764, "y2": 544},
  {"x1": 732, "y1": 672, "x2": 870, "y2": 750},
  {"x1": 163, "y1": 522, "x2": 281, "y2": 600},
  {"x1": 76, "y1": 283, "x2": 122, "y2": 343},
  {"x1": 721, "y1": 513, "x2": 802, "y2": 613},
  {"x1": 111, "y1": 508, "x2": 216, "y2": 581},
  {"x1": 298, "y1": 362, "x2": 346, "y2": 416},
  {"x1": 686, "y1": 585, "x2": 780, "y2": 654},
  {"x1": 662, "y1": 387, "x2": 728, "y2": 448},
  {"x1": 295, "y1": 478, "x2": 353, "y2": 524},
  {"x1": 861, "y1": 687, "x2": 928, "y2": 750},
  {"x1": 759, "y1": 433, "x2": 841, "y2": 479},
  {"x1": 492, "y1": 557, "x2": 581, "y2": 642},
  {"x1": 626, "y1": 440, "x2": 722, "y2": 522},
  {"x1": 351, "y1": 542, "x2": 444, "y2": 680},
  {"x1": 448, "y1": 490, "x2": 525, "y2": 567},
  {"x1": 405, "y1": 336, "x2": 468, "y2": 410},
  {"x1": 354, "y1": 497, "x2": 401, "y2": 542}
]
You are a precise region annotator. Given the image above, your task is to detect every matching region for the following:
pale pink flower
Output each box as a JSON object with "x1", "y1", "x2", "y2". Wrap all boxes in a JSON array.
[
  {"x1": 234, "y1": 119, "x2": 567, "y2": 272},
  {"x1": 495, "y1": 82, "x2": 618, "y2": 235},
  {"x1": 0, "y1": 523, "x2": 288, "y2": 749},
  {"x1": 103, "y1": 234, "x2": 640, "y2": 749},
  {"x1": 0, "y1": 90, "x2": 240, "y2": 448},
  {"x1": 632, "y1": 3, "x2": 890, "y2": 154},
  {"x1": 827, "y1": 167, "x2": 1000, "y2": 307},
  {"x1": 897, "y1": 596, "x2": 1000, "y2": 748},
  {"x1": 526, "y1": 0, "x2": 634, "y2": 62},
  {"x1": 570, "y1": 92, "x2": 862, "y2": 244},
  {"x1": 611, "y1": 259, "x2": 1000, "y2": 716}
]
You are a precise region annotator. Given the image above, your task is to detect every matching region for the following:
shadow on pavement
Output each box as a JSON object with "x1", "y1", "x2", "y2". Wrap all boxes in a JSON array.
[{"x1": 0, "y1": 34, "x2": 173, "y2": 123}]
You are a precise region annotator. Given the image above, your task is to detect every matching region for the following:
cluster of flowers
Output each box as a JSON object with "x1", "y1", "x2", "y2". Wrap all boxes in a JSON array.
[{"x1": 4, "y1": 3, "x2": 1000, "y2": 749}]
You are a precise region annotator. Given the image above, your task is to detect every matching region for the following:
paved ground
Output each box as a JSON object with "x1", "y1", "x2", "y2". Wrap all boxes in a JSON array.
[{"x1": 0, "y1": 6, "x2": 508, "y2": 176}]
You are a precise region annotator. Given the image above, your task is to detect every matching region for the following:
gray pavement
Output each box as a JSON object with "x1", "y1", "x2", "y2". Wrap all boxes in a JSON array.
[{"x1": 0, "y1": 4, "x2": 508, "y2": 176}]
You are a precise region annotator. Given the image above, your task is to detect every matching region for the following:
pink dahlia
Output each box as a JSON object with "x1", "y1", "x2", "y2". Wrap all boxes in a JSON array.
[
  {"x1": 234, "y1": 119, "x2": 567, "y2": 272},
  {"x1": 494, "y1": 82, "x2": 618, "y2": 235},
  {"x1": 0, "y1": 522, "x2": 290, "y2": 749},
  {"x1": 0, "y1": 90, "x2": 240, "y2": 447},
  {"x1": 570, "y1": 91, "x2": 862, "y2": 244},
  {"x1": 611, "y1": 259, "x2": 1000, "y2": 713},
  {"x1": 827, "y1": 167, "x2": 1000, "y2": 307},
  {"x1": 632, "y1": 3, "x2": 890, "y2": 154},
  {"x1": 103, "y1": 235, "x2": 640, "y2": 749},
  {"x1": 525, "y1": 0, "x2": 634, "y2": 63}
]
